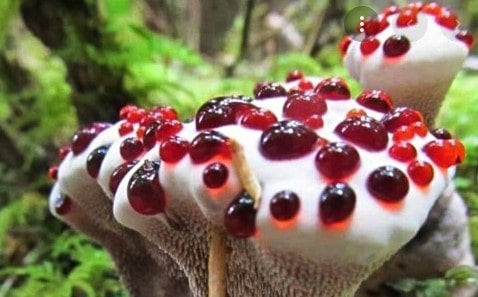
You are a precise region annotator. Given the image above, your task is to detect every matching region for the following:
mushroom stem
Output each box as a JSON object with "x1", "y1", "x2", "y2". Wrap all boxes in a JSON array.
[
  {"x1": 208, "y1": 225, "x2": 227, "y2": 297},
  {"x1": 229, "y1": 139, "x2": 261, "y2": 208}
]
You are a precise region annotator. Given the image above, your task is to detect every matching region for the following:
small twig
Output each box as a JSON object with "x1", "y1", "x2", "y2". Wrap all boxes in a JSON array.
[{"x1": 208, "y1": 226, "x2": 227, "y2": 297}]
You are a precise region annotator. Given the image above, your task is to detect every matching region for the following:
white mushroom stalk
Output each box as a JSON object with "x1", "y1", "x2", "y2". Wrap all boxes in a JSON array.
[
  {"x1": 49, "y1": 73, "x2": 467, "y2": 297},
  {"x1": 340, "y1": 2, "x2": 474, "y2": 126}
]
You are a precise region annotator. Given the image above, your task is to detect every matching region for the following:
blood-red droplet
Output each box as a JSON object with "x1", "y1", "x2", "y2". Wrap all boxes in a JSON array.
[
  {"x1": 119, "y1": 105, "x2": 137, "y2": 120},
  {"x1": 315, "y1": 142, "x2": 360, "y2": 179},
  {"x1": 305, "y1": 115, "x2": 324, "y2": 129},
  {"x1": 315, "y1": 77, "x2": 350, "y2": 100},
  {"x1": 260, "y1": 121, "x2": 318, "y2": 160},
  {"x1": 436, "y1": 10, "x2": 459, "y2": 30},
  {"x1": 255, "y1": 83, "x2": 288, "y2": 99},
  {"x1": 119, "y1": 122, "x2": 134, "y2": 136},
  {"x1": 383, "y1": 35, "x2": 411, "y2": 58},
  {"x1": 367, "y1": 166, "x2": 409, "y2": 202},
  {"x1": 360, "y1": 37, "x2": 380, "y2": 55},
  {"x1": 127, "y1": 108, "x2": 147, "y2": 123},
  {"x1": 423, "y1": 140, "x2": 458, "y2": 168},
  {"x1": 59, "y1": 146, "x2": 71, "y2": 160},
  {"x1": 55, "y1": 193, "x2": 73, "y2": 215},
  {"x1": 389, "y1": 142, "x2": 417, "y2": 162},
  {"x1": 86, "y1": 146, "x2": 109, "y2": 178},
  {"x1": 298, "y1": 79, "x2": 314, "y2": 91},
  {"x1": 356, "y1": 90, "x2": 394, "y2": 113},
  {"x1": 203, "y1": 162, "x2": 229, "y2": 188},
  {"x1": 362, "y1": 18, "x2": 381, "y2": 36},
  {"x1": 335, "y1": 116, "x2": 388, "y2": 151},
  {"x1": 456, "y1": 31, "x2": 475, "y2": 49},
  {"x1": 143, "y1": 122, "x2": 160, "y2": 150},
  {"x1": 346, "y1": 108, "x2": 367, "y2": 118},
  {"x1": 238, "y1": 107, "x2": 277, "y2": 130},
  {"x1": 120, "y1": 137, "x2": 144, "y2": 161},
  {"x1": 319, "y1": 183, "x2": 356, "y2": 225},
  {"x1": 339, "y1": 36, "x2": 352, "y2": 57},
  {"x1": 430, "y1": 128, "x2": 452, "y2": 140},
  {"x1": 48, "y1": 166, "x2": 58, "y2": 181},
  {"x1": 71, "y1": 122, "x2": 110, "y2": 155},
  {"x1": 270, "y1": 190, "x2": 300, "y2": 221},
  {"x1": 392, "y1": 125, "x2": 415, "y2": 142},
  {"x1": 224, "y1": 192, "x2": 257, "y2": 238},
  {"x1": 109, "y1": 160, "x2": 139, "y2": 194},
  {"x1": 383, "y1": 5, "x2": 400, "y2": 17},
  {"x1": 381, "y1": 107, "x2": 423, "y2": 132},
  {"x1": 127, "y1": 161, "x2": 165, "y2": 215},
  {"x1": 408, "y1": 160, "x2": 434, "y2": 186},
  {"x1": 422, "y1": 2, "x2": 443, "y2": 16},
  {"x1": 160, "y1": 136, "x2": 190, "y2": 164},
  {"x1": 396, "y1": 9, "x2": 418, "y2": 27},
  {"x1": 285, "y1": 70, "x2": 304, "y2": 82},
  {"x1": 195, "y1": 95, "x2": 253, "y2": 130},
  {"x1": 190, "y1": 131, "x2": 230, "y2": 164},
  {"x1": 155, "y1": 119, "x2": 183, "y2": 141},
  {"x1": 283, "y1": 90, "x2": 327, "y2": 120}
]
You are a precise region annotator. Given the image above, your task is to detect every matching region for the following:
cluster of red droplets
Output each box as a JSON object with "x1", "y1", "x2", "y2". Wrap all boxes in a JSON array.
[{"x1": 339, "y1": 2, "x2": 475, "y2": 58}]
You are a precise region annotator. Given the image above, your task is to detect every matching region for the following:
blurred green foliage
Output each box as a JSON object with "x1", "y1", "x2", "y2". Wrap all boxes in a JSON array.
[{"x1": 0, "y1": 0, "x2": 477, "y2": 296}]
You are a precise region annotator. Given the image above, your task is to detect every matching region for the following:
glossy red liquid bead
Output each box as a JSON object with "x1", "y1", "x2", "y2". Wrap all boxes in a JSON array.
[
  {"x1": 150, "y1": 105, "x2": 178, "y2": 121},
  {"x1": 451, "y1": 139, "x2": 466, "y2": 164},
  {"x1": 127, "y1": 161, "x2": 165, "y2": 215},
  {"x1": 393, "y1": 122, "x2": 415, "y2": 142},
  {"x1": 436, "y1": 11, "x2": 459, "y2": 30},
  {"x1": 283, "y1": 91, "x2": 327, "y2": 120},
  {"x1": 408, "y1": 160, "x2": 434, "y2": 186},
  {"x1": 224, "y1": 192, "x2": 257, "y2": 238},
  {"x1": 383, "y1": 35, "x2": 411, "y2": 57},
  {"x1": 423, "y1": 140, "x2": 457, "y2": 168},
  {"x1": 319, "y1": 183, "x2": 356, "y2": 225},
  {"x1": 120, "y1": 137, "x2": 144, "y2": 161},
  {"x1": 346, "y1": 108, "x2": 367, "y2": 118},
  {"x1": 381, "y1": 107, "x2": 423, "y2": 132},
  {"x1": 270, "y1": 190, "x2": 300, "y2": 221},
  {"x1": 160, "y1": 136, "x2": 190, "y2": 164},
  {"x1": 59, "y1": 146, "x2": 71, "y2": 160},
  {"x1": 71, "y1": 122, "x2": 110, "y2": 155},
  {"x1": 430, "y1": 128, "x2": 452, "y2": 139},
  {"x1": 315, "y1": 142, "x2": 360, "y2": 179},
  {"x1": 260, "y1": 120, "x2": 318, "y2": 160},
  {"x1": 238, "y1": 107, "x2": 277, "y2": 130},
  {"x1": 109, "y1": 161, "x2": 139, "y2": 194},
  {"x1": 190, "y1": 131, "x2": 230, "y2": 164},
  {"x1": 285, "y1": 70, "x2": 304, "y2": 82},
  {"x1": 356, "y1": 90, "x2": 394, "y2": 113},
  {"x1": 335, "y1": 116, "x2": 388, "y2": 151},
  {"x1": 298, "y1": 79, "x2": 314, "y2": 91},
  {"x1": 360, "y1": 37, "x2": 380, "y2": 55},
  {"x1": 195, "y1": 95, "x2": 253, "y2": 130},
  {"x1": 136, "y1": 126, "x2": 146, "y2": 138},
  {"x1": 143, "y1": 122, "x2": 160, "y2": 150},
  {"x1": 361, "y1": 18, "x2": 381, "y2": 36},
  {"x1": 203, "y1": 163, "x2": 229, "y2": 189},
  {"x1": 412, "y1": 122, "x2": 428, "y2": 137},
  {"x1": 305, "y1": 115, "x2": 324, "y2": 129},
  {"x1": 339, "y1": 36, "x2": 352, "y2": 57},
  {"x1": 48, "y1": 166, "x2": 58, "y2": 181},
  {"x1": 139, "y1": 115, "x2": 157, "y2": 127},
  {"x1": 55, "y1": 193, "x2": 73, "y2": 215},
  {"x1": 127, "y1": 108, "x2": 147, "y2": 123},
  {"x1": 389, "y1": 142, "x2": 417, "y2": 162},
  {"x1": 119, "y1": 105, "x2": 137, "y2": 120},
  {"x1": 119, "y1": 122, "x2": 134, "y2": 136},
  {"x1": 396, "y1": 9, "x2": 418, "y2": 27},
  {"x1": 155, "y1": 119, "x2": 183, "y2": 141},
  {"x1": 422, "y1": 2, "x2": 443, "y2": 16},
  {"x1": 456, "y1": 31, "x2": 475, "y2": 49},
  {"x1": 315, "y1": 77, "x2": 350, "y2": 100},
  {"x1": 367, "y1": 166, "x2": 409, "y2": 202},
  {"x1": 383, "y1": 5, "x2": 400, "y2": 17},
  {"x1": 86, "y1": 145, "x2": 109, "y2": 178},
  {"x1": 255, "y1": 83, "x2": 288, "y2": 99}
]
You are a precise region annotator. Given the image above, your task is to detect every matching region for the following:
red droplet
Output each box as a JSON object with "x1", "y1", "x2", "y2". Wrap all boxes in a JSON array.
[
  {"x1": 71, "y1": 122, "x2": 110, "y2": 155},
  {"x1": 392, "y1": 125, "x2": 415, "y2": 141},
  {"x1": 430, "y1": 128, "x2": 452, "y2": 140},
  {"x1": 195, "y1": 95, "x2": 253, "y2": 130},
  {"x1": 339, "y1": 36, "x2": 352, "y2": 57},
  {"x1": 109, "y1": 161, "x2": 139, "y2": 194},
  {"x1": 255, "y1": 83, "x2": 288, "y2": 99},
  {"x1": 224, "y1": 192, "x2": 257, "y2": 238},
  {"x1": 159, "y1": 136, "x2": 190, "y2": 163},
  {"x1": 86, "y1": 146, "x2": 109, "y2": 178},
  {"x1": 389, "y1": 142, "x2": 417, "y2": 162},
  {"x1": 412, "y1": 122, "x2": 428, "y2": 137},
  {"x1": 127, "y1": 108, "x2": 147, "y2": 123},
  {"x1": 139, "y1": 115, "x2": 157, "y2": 128},
  {"x1": 55, "y1": 194, "x2": 73, "y2": 215},
  {"x1": 238, "y1": 107, "x2": 277, "y2": 130},
  {"x1": 120, "y1": 137, "x2": 144, "y2": 161},
  {"x1": 305, "y1": 115, "x2": 324, "y2": 129},
  {"x1": 436, "y1": 10, "x2": 459, "y2": 30},
  {"x1": 298, "y1": 79, "x2": 314, "y2": 91},
  {"x1": 356, "y1": 90, "x2": 394, "y2": 113},
  {"x1": 270, "y1": 190, "x2": 300, "y2": 221},
  {"x1": 383, "y1": 5, "x2": 400, "y2": 17},
  {"x1": 190, "y1": 131, "x2": 231, "y2": 164},
  {"x1": 48, "y1": 166, "x2": 58, "y2": 181},
  {"x1": 450, "y1": 139, "x2": 466, "y2": 164},
  {"x1": 456, "y1": 31, "x2": 475, "y2": 49},
  {"x1": 383, "y1": 35, "x2": 411, "y2": 58},
  {"x1": 315, "y1": 142, "x2": 360, "y2": 179},
  {"x1": 367, "y1": 166, "x2": 409, "y2": 202},
  {"x1": 422, "y1": 140, "x2": 457, "y2": 168},
  {"x1": 119, "y1": 105, "x2": 138, "y2": 120},
  {"x1": 150, "y1": 105, "x2": 179, "y2": 121},
  {"x1": 127, "y1": 161, "x2": 165, "y2": 215},
  {"x1": 404, "y1": 2, "x2": 423, "y2": 12},
  {"x1": 119, "y1": 122, "x2": 134, "y2": 136},
  {"x1": 335, "y1": 116, "x2": 389, "y2": 151},
  {"x1": 346, "y1": 108, "x2": 367, "y2": 118},
  {"x1": 285, "y1": 70, "x2": 304, "y2": 82},
  {"x1": 136, "y1": 126, "x2": 146, "y2": 138},
  {"x1": 203, "y1": 162, "x2": 229, "y2": 188},
  {"x1": 59, "y1": 146, "x2": 71, "y2": 160},
  {"x1": 422, "y1": 2, "x2": 443, "y2": 16},
  {"x1": 396, "y1": 9, "x2": 418, "y2": 27},
  {"x1": 283, "y1": 91, "x2": 327, "y2": 120},
  {"x1": 408, "y1": 160, "x2": 434, "y2": 186},
  {"x1": 381, "y1": 107, "x2": 423, "y2": 132},
  {"x1": 379, "y1": 18, "x2": 390, "y2": 32},
  {"x1": 142, "y1": 122, "x2": 160, "y2": 150},
  {"x1": 361, "y1": 18, "x2": 381, "y2": 36},
  {"x1": 155, "y1": 119, "x2": 183, "y2": 142},
  {"x1": 315, "y1": 77, "x2": 350, "y2": 100},
  {"x1": 260, "y1": 121, "x2": 318, "y2": 160},
  {"x1": 319, "y1": 183, "x2": 356, "y2": 225},
  {"x1": 360, "y1": 37, "x2": 380, "y2": 55}
]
